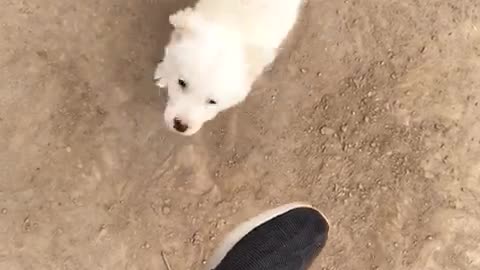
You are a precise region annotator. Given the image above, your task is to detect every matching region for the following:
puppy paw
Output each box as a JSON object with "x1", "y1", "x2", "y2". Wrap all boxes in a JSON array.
[{"x1": 153, "y1": 61, "x2": 167, "y2": 88}]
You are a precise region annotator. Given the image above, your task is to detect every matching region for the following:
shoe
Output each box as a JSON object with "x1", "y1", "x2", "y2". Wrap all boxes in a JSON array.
[{"x1": 206, "y1": 203, "x2": 329, "y2": 270}]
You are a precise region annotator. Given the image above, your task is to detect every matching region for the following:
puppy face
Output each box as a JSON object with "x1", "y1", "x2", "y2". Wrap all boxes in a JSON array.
[{"x1": 155, "y1": 11, "x2": 250, "y2": 136}]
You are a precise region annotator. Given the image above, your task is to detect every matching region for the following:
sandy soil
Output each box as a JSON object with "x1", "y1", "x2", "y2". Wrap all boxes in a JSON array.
[{"x1": 1, "y1": 0, "x2": 480, "y2": 269}]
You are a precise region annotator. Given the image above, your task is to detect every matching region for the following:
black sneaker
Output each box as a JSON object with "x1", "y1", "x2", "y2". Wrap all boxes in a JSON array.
[{"x1": 206, "y1": 203, "x2": 329, "y2": 270}]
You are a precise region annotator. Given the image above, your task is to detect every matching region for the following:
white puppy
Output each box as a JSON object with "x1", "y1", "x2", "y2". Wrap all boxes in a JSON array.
[{"x1": 154, "y1": 0, "x2": 303, "y2": 135}]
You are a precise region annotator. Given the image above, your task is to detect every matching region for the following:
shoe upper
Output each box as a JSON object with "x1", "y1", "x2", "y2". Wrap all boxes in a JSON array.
[{"x1": 212, "y1": 207, "x2": 329, "y2": 270}]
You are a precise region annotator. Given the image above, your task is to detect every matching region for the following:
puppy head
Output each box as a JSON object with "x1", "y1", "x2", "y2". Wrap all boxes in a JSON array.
[{"x1": 158, "y1": 10, "x2": 250, "y2": 136}]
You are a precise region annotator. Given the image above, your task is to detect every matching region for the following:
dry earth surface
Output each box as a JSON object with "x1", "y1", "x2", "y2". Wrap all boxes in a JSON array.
[{"x1": 1, "y1": 0, "x2": 480, "y2": 269}]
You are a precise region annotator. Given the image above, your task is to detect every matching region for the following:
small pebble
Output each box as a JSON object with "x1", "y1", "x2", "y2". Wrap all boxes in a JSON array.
[
  {"x1": 191, "y1": 232, "x2": 202, "y2": 245},
  {"x1": 1, "y1": 208, "x2": 7, "y2": 214},
  {"x1": 216, "y1": 219, "x2": 226, "y2": 229},
  {"x1": 66, "y1": 147, "x2": 72, "y2": 153},
  {"x1": 162, "y1": 206, "x2": 171, "y2": 215},
  {"x1": 320, "y1": 127, "x2": 335, "y2": 135}
]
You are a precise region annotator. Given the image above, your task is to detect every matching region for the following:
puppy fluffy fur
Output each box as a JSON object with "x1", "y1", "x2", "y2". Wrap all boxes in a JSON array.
[{"x1": 154, "y1": 0, "x2": 303, "y2": 135}]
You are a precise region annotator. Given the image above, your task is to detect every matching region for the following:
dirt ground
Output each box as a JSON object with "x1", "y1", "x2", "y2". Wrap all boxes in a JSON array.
[{"x1": 1, "y1": 0, "x2": 480, "y2": 269}]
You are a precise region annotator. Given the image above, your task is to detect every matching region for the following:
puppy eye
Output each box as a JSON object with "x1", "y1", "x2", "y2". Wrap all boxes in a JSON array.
[
  {"x1": 178, "y1": 79, "x2": 187, "y2": 88},
  {"x1": 207, "y1": 99, "x2": 217, "y2": 105}
]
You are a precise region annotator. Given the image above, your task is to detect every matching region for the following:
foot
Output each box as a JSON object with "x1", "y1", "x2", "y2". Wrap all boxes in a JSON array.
[{"x1": 206, "y1": 203, "x2": 329, "y2": 270}]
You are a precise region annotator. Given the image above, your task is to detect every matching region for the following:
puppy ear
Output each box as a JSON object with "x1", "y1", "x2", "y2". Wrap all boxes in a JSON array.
[
  {"x1": 154, "y1": 61, "x2": 168, "y2": 88},
  {"x1": 169, "y1": 7, "x2": 197, "y2": 32}
]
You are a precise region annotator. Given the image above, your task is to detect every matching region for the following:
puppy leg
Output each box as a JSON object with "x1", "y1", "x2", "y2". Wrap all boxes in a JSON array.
[{"x1": 153, "y1": 61, "x2": 167, "y2": 88}]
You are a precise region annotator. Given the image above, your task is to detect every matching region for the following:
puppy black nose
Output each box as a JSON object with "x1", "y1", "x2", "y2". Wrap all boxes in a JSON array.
[{"x1": 173, "y1": 118, "x2": 188, "y2": 133}]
